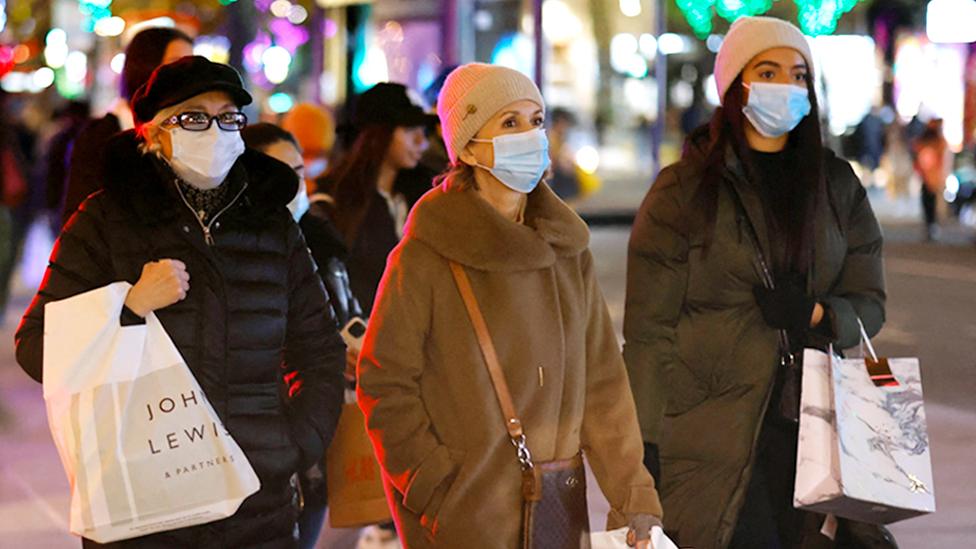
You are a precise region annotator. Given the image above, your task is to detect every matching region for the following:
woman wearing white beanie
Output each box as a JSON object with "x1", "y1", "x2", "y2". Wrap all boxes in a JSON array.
[
  {"x1": 357, "y1": 63, "x2": 663, "y2": 548},
  {"x1": 624, "y1": 16, "x2": 888, "y2": 549}
]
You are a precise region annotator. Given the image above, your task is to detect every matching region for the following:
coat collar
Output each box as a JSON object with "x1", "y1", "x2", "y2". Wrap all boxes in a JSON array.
[
  {"x1": 103, "y1": 130, "x2": 298, "y2": 227},
  {"x1": 405, "y1": 180, "x2": 590, "y2": 272}
]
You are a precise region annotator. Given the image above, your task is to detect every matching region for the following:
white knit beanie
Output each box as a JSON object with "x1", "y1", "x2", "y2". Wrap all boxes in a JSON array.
[
  {"x1": 436, "y1": 63, "x2": 545, "y2": 164},
  {"x1": 714, "y1": 16, "x2": 814, "y2": 105}
]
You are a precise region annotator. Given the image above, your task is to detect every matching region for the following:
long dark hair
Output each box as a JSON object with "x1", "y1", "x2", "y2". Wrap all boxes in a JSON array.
[
  {"x1": 320, "y1": 124, "x2": 395, "y2": 239},
  {"x1": 694, "y1": 73, "x2": 824, "y2": 274},
  {"x1": 121, "y1": 27, "x2": 194, "y2": 100}
]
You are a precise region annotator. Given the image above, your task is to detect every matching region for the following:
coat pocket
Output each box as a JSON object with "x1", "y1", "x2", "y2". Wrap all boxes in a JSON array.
[{"x1": 420, "y1": 448, "x2": 467, "y2": 535}]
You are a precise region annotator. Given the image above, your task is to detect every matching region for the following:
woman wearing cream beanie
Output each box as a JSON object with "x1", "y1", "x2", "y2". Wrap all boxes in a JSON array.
[
  {"x1": 624, "y1": 15, "x2": 888, "y2": 549},
  {"x1": 357, "y1": 62, "x2": 663, "y2": 548}
]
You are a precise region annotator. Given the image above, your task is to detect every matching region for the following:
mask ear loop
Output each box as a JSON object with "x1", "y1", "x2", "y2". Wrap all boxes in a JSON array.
[{"x1": 466, "y1": 137, "x2": 496, "y2": 173}]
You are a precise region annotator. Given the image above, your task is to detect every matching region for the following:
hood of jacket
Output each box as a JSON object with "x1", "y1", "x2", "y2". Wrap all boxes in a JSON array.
[
  {"x1": 404, "y1": 180, "x2": 590, "y2": 272},
  {"x1": 103, "y1": 129, "x2": 299, "y2": 227}
]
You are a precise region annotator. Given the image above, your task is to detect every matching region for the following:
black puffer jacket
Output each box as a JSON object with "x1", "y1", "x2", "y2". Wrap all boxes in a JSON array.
[{"x1": 15, "y1": 130, "x2": 345, "y2": 547}]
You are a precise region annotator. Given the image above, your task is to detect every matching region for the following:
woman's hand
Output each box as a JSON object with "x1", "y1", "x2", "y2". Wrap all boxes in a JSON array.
[
  {"x1": 809, "y1": 302, "x2": 825, "y2": 328},
  {"x1": 752, "y1": 273, "x2": 815, "y2": 332},
  {"x1": 124, "y1": 259, "x2": 190, "y2": 317},
  {"x1": 626, "y1": 513, "x2": 662, "y2": 548}
]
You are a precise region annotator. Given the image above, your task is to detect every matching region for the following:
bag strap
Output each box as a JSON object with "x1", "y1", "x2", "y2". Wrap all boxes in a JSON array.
[{"x1": 449, "y1": 261, "x2": 535, "y2": 474}]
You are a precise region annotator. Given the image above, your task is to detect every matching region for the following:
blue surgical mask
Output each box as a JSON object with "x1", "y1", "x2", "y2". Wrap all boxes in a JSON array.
[
  {"x1": 287, "y1": 180, "x2": 310, "y2": 222},
  {"x1": 471, "y1": 128, "x2": 550, "y2": 194},
  {"x1": 742, "y1": 82, "x2": 811, "y2": 138}
]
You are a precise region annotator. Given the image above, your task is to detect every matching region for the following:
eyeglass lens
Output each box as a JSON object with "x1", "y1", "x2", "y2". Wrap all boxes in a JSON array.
[{"x1": 177, "y1": 112, "x2": 247, "y2": 131}]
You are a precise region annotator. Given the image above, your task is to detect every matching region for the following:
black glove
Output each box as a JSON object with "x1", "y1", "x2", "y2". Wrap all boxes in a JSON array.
[
  {"x1": 643, "y1": 442, "x2": 661, "y2": 485},
  {"x1": 752, "y1": 274, "x2": 815, "y2": 332}
]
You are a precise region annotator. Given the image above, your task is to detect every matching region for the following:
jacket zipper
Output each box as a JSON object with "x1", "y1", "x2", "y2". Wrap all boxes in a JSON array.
[{"x1": 174, "y1": 179, "x2": 249, "y2": 246}]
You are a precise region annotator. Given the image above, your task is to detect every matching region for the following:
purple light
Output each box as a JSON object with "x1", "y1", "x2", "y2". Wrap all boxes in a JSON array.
[
  {"x1": 251, "y1": 68, "x2": 273, "y2": 90},
  {"x1": 324, "y1": 18, "x2": 338, "y2": 39},
  {"x1": 243, "y1": 32, "x2": 272, "y2": 73},
  {"x1": 254, "y1": 0, "x2": 273, "y2": 12},
  {"x1": 269, "y1": 19, "x2": 309, "y2": 52}
]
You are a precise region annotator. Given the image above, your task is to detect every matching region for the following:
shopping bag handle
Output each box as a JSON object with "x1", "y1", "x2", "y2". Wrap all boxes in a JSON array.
[
  {"x1": 857, "y1": 318, "x2": 898, "y2": 387},
  {"x1": 856, "y1": 318, "x2": 878, "y2": 362}
]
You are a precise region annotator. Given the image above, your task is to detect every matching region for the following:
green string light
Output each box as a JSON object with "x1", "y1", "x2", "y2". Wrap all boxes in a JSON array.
[
  {"x1": 795, "y1": 0, "x2": 860, "y2": 36},
  {"x1": 674, "y1": 0, "x2": 862, "y2": 38},
  {"x1": 676, "y1": 0, "x2": 717, "y2": 37},
  {"x1": 78, "y1": 0, "x2": 113, "y2": 32},
  {"x1": 716, "y1": 0, "x2": 774, "y2": 23}
]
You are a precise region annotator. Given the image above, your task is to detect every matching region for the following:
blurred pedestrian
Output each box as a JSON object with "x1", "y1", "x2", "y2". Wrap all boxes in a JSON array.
[
  {"x1": 281, "y1": 102, "x2": 336, "y2": 189},
  {"x1": 44, "y1": 100, "x2": 90, "y2": 233},
  {"x1": 315, "y1": 82, "x2": 435, "y2": 316},
  {"x1": 853, "y1": 106, "x2": 887, "y2": 173},
  {"x1": 357, "y1": 63, "x2": 663, "y2": 549},
  {"x1": 0, "y1": 90, "x2": 29, "y2": 320},
  {"x1": 548, "y1": 107, "x2": 581, "y2": 200},
  {"x1": 16, "y1": 56, "x2": 345, "y2": 547},
  {"x1": 419, "y1": 64, "x2": 457, "y2": 175},
  {"x1": 60, "y1": 27, "x2": 193, "y2": 226},
  {"x1": 912, "y1": 119, "x2": 951, "y2": 241},
  {"x1": 624, "y1": 17, "x2": 887, "y2": 549},
  {"x1": 242, "y1": 121, "x2": 363, "y2": 549}
]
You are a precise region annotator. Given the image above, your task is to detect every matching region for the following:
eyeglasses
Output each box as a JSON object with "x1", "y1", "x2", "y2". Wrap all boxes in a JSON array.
[{"x1": 166, "y1": 111, "x2": 248, "y2": 132}]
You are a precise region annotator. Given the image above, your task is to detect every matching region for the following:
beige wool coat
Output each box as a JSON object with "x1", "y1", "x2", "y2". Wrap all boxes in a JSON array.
[{"x1": 357, "y1": 181, "x2": 662, "y2": 548}]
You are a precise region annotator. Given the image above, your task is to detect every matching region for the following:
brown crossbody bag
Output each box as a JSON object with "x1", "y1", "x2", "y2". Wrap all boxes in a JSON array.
[{"x1": 450, "y1": 261, "x2": 591, "y2": 549}]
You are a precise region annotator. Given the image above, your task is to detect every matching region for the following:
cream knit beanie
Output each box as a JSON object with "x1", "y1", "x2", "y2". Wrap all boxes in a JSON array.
[
  {"x1": 714, "y1": 16, "x2": 813, "y2": 105},
  {"x1": 436, "y1": 63, "x2": 545, "y2": 164}
]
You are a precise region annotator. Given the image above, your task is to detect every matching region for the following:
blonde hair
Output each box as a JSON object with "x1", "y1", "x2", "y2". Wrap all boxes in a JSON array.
[
  {"x1": 433, "y1": 161, "x2": 478, "y2": 191},
  {"x1": 136, "y1": 102, "x2": 187, "y2": 156}
]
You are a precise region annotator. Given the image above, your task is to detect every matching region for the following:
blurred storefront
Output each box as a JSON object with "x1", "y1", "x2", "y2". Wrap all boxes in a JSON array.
[{"x1": 4, "y1": 1, "x2": 976, "y2": 212}]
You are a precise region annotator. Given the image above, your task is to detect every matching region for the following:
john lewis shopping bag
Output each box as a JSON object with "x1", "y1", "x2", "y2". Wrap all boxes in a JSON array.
[
  {"x1": 794, "y1": 326, "x2": 935, "y2": 524},
  {"x1": 43, "y1": 282, "x2": 260, "y2": 543}
]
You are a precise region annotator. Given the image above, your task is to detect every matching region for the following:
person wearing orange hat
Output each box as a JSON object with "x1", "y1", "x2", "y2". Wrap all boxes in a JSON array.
[{"x1": 282, "y1": 102, "x2": 336, "y2": 187}]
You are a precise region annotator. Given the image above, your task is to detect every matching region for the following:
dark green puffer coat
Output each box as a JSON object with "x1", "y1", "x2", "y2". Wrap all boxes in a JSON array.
[{"x1": 623, "y1": 139, "x2": 885, "y2": 548}]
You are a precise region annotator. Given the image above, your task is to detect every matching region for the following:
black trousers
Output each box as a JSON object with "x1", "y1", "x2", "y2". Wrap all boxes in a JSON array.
[
  {"x1": 729, "y1": 415, "x2": 899, "y2": 549},
  {"x1": 921, "y1": 185, "x2": 938, "y2": 227},
  {"x1": 729, "y1": 417, "x2": 815, "y2": 549}
]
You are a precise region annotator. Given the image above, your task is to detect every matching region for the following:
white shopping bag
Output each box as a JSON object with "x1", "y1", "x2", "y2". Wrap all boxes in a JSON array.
[
  {"x1": 43, "y1": 282, "x2": 261, "y2": 543},
  {"x1": 590, "y1": 526, "x2": 678, "y2": 549},
  {"x1": 794, "y1": 324, "x2": 935, "y2": 524}
]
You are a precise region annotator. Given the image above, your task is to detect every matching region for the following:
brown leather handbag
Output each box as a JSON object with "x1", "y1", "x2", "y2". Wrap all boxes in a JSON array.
[{"x1": 451, "y1": 262, "x2": 590, "y2": 549}]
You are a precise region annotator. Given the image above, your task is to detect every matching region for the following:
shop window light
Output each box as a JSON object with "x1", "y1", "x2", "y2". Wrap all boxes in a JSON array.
[{"x1": 926, "y1": 0, "x2": 976, "y2": 44}]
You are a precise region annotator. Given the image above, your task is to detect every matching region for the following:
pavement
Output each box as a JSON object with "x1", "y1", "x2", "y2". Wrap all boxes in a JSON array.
[{"x1": 0, "y1": 192, "x2": 973, "y2": 548}]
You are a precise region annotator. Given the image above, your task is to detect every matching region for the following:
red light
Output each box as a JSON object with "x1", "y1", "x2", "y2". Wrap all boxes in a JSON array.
[{"x1": 0, "y1": 46, "x2": 14, "y2": 78}]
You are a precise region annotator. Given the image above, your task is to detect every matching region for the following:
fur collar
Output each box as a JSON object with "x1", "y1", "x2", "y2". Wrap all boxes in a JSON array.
[
  {"x1": 405, "y1": 180, "x2": 589, "y2": 272},
  {"x1": 102, "y1": 130, "x2": 298, "y2": 227}
]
